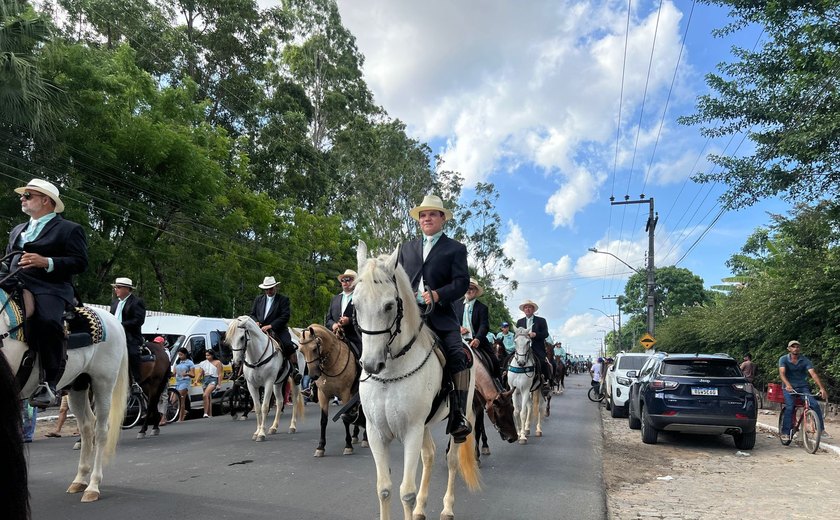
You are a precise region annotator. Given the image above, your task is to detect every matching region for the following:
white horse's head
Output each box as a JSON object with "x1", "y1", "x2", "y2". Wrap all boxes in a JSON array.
[
  {"x1": 354, "y1": 240, "x2": 424, "y2": 375},
  {"x1": 513, "y1": 327, "x2": 532, "y2": 367},
  {"x1": 226, "y1": 315, "x2": 261, "y2": 365}
]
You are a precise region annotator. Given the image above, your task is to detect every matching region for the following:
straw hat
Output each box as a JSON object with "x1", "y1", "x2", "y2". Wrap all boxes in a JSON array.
[
  {"x1": 336, "y1": 269, "x2": 358, "y2": 282},
  {"x1": 258, "y1": 276, "x2": 279, "y2": 289},
  {"x1": 15, "y1": 178, "x2": 65, "y2": 213},
  {"x1": 466, "y1": 278, "x2": 484, "y2": 298},
  {"x1": 409, "y1": 194, "x2": 453, "y2": 221},
  {"x1": 519, "y1": 299, "x2": 539, "y2": 312},
  {"x1": 787, "y1": 340, "x2": 800, "y2": 348},
  {"x1": 111, "y1": 277, "x2": 135, "y2": 289}
]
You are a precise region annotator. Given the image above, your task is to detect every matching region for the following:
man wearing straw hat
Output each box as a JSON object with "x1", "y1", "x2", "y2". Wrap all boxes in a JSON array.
[
  {"x1": 452, "y1": 278, "x2": 500, "y2": 379},
  {"x1": 515, "y1": 299, "x2": 552, "y2": 396},
  {"x1": 110, "y1": 277, "x2": 146, "y2": 385},
  {"x1": 326, "y1": 269, "x2": 362, "y2": 360},
  {"x1": 4, "y1": 178, "x2": 88, "y2": 408},
  {"x1": 397, "y1": 194, "x2": 472, "y2": 443},
  {"x1": 249, "y1": 276, "x2": 301, "y2": 384}
]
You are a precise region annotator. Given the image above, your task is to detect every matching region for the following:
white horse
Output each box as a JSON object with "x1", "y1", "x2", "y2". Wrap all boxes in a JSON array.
[
  {"x1": 508, "y1": 327, "x2": 546, "y2": 444},
  {"x1": 226, "y1": 316, "x2": 303, "y2": 441},
  {"x1": 354, "y1": 241, "x2": 480, "y2": 520},
  {"x1": 0, "y1": 293, "x2": 128, "y2": 502}
]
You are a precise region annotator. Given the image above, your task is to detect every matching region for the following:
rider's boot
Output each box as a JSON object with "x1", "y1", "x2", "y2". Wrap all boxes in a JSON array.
[
  {"x1": 448, "y1": 370, "x2": 473, "y2": 444},
  {"x1": 30, "y1": 379, "x2": 57, "y2": 409}
]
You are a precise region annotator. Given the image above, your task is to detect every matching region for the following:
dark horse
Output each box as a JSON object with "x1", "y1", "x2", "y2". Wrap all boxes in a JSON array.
[
  {"x1": 0, "y1": 354, "x2": 28, "y2": 520},
  {"x1": 135, "y1": 341, "x2": 172, "y2": 439},
  {"x1": 472, "y1": 348, "x2": 517, "y2": 464}
]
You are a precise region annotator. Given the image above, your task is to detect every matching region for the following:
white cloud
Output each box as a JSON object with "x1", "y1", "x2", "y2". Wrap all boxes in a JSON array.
[{"x1": 335, "y1": 0, "x2": 691, "y2": 226}]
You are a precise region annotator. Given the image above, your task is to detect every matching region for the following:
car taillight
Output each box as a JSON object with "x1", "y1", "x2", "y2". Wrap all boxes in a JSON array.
[
  {"x1": 732, "y1": 383, "x2": 754, "y2": 393},
  {"x1": 650, "y1": 380, "x2": 678, "y2": 390},
  {"x1": 662, "y1": 410, "x2": 678, "y2": 416},
  {"x1": 735, "y1": 413, "x2": 748, "y2": 419}
]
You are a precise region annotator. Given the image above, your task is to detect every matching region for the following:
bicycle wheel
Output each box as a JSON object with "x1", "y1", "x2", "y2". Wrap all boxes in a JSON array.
[
  {"x1": 588, "y1": 386, "x2": 604, "y2": 402},
  {"x1": 122, "y1": 393, "x2": 144, "y2": 429},
  {"x1": 778, "y1": 406, "x2": 792, "y2": 445},
  {"x1": 802, "y1": 409, "x2": 822, "y2": 454},
  {"x1": 164, "y1": 389, "x2": 180, "y2": 423}
]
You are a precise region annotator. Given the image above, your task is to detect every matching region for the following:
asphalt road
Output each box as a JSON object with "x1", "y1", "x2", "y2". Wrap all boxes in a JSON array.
[{"x1": 27, "y1": 373, "x2": 605, "y2": 520}]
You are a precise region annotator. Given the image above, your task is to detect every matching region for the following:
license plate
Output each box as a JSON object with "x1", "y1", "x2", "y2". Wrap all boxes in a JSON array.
[{"x1": 691, "y1": 387, "x2": 718, "y2": 396}]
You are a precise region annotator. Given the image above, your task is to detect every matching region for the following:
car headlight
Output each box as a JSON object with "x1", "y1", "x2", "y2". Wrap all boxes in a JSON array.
[{"x1": 617, "y1": 377, "x2": 631, "y2": 386}]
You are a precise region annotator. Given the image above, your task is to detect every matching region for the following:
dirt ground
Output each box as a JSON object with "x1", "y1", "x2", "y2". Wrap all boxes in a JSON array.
[{"x1": 601, "y1": 407, "x2": 839, "y2": 519}]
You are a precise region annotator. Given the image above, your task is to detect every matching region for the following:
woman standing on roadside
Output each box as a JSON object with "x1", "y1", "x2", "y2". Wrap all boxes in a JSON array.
[
  {"x1": 198, "y1": 350, "x2": 223, "y2": 418},
  {"x1": 173, "y1": 347, "x2": 195, "y2": 422}
]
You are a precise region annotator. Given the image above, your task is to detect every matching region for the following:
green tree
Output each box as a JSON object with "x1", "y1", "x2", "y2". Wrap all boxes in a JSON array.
[
  {"x1": 680, "y1": 1, "x2": 840, "y2": 209},
  {"x1": 620, "y1": 265, "x2": 711, "y2": 320}
]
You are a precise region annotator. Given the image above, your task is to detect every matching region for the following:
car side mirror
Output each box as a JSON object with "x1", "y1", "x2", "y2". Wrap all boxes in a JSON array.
[{"x1": 626, "y1": 370, "x2": 638, "y2": 379}]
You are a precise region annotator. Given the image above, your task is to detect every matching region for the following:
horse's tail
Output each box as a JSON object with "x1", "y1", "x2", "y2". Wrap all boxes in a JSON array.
[
  {"x1": 293, "y1": 383, "x2": 305, "y2": 420},
  {"x1": 532, "y1": 387, "x2": 540, "y2": 409},
  {"x1": 457, "y1": 432, "x2": 482, "y2": 491},
  {"x1": 104, "y1": 350, "x2": 129, "y2": 462}
]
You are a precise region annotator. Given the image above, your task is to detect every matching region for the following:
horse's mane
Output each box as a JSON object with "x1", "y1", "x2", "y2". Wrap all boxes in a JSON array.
[
  {"x1": 357, "y1": 252, "x2": 426, "y2": 341},
  {"x1": 225, "y1": 317, "x2": 241, "y2": 340}
]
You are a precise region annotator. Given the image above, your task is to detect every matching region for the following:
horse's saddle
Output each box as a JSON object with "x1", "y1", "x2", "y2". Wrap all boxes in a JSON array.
[{"x1": 0, "y1": 289, "x2": 105, "y2": 349}]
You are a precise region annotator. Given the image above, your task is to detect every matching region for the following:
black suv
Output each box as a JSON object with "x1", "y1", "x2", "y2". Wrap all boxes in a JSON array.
[{"x1": 627, "y1": 353, "x2": 757, "y2": 449}]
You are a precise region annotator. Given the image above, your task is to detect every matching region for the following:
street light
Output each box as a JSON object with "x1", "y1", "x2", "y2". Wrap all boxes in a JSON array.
[
  {"x1": 590, "y1": 307, "x2": 620, "y2": 352},
  {"x1": 588, "y1": 246, "x2": 655, "y2": 337}
]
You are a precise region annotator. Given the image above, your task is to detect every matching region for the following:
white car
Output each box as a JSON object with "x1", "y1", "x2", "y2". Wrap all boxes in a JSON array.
[{"x1": 605, "y1": 352, "x2": 651, "y2": 418}]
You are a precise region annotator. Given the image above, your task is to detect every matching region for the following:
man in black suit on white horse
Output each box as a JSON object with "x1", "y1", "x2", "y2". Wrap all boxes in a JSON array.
[
  {"x1": 397, "y1": 195, "x2": 472, "y2": 443},
  {"x1": 249, "y1": 276, "x2": 301, "y2": 384},
  {"x1": 4, "y1": 179, "x2": 88, "y2": 408}
]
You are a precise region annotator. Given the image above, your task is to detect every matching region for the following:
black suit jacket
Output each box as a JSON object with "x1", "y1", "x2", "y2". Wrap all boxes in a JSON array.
[
  {"x1": 452, "y1": 298, "x2": 490, "y2": 349},
  {"x1": 110, "y1": 293, "x2": 146, "y2": 350},
  {"x1": 325, "y1": 292, "x2": 361, "y2": 354},
  {"x1": 516, "y1": 315, "x2": 549, "y2": 358},
  {"x1": 6, "y1": 214, "x2": 88, "y2": 304},
  {"x1": 249, "y1": 293, "x2": 291, "y2": 344},
  {"x1": 398, "y1": 234, "x2": 469, "y2": 333}
]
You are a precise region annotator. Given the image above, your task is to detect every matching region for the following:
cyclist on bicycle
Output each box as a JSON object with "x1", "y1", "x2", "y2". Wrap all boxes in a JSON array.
[
  {"x1": 779, "y1": 340, "x2": 830, "y2": 442},
  {"x1": 590, "y1": 357, "x2": 604, "y2": 392}
]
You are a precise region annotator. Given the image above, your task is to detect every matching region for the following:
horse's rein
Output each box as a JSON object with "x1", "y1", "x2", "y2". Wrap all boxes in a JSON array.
[{"x1": 301, "y1": 331, "x2": 352, "y2": 378}]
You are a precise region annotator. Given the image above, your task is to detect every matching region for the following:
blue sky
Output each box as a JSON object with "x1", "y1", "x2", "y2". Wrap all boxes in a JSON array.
[{"x1": 323, "y1": 0, "x2": 788, "y2": 356}]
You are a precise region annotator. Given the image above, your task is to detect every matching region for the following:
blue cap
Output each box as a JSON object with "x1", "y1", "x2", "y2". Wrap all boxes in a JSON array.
[{"x1": 501, "y1": 322, "x2": 510, "y2": 327}]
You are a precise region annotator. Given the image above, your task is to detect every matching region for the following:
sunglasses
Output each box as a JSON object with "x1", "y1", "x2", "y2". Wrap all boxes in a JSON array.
[
  {"x1": 21, "y1": 191, "x2": 39, "y2": 200},
  {"x1": 340, "y1": 277, "x2": 354, "y2": 283}
]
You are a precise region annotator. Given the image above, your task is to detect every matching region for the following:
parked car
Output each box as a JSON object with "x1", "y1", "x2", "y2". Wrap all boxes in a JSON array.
[
  {"x1": 142, "y1": 313, "x2": 233, "y2": 414},
  {"x1": 605, "y1": 352, "x2": 651, "y2": 418},
  {"x1": 627, "y1": 353, "x2": 757, "y2": 449}
]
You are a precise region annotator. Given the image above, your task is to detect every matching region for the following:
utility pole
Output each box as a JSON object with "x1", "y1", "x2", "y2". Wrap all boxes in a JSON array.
[
  {"x1": 602, "y1": 295, "x2": 622, "y2": 350},
  {"x1": 610, "y1": 195, "x2": 658, "y2": 336}
]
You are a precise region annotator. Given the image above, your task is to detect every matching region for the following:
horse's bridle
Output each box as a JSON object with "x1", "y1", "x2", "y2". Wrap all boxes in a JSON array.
[
  {"x1": 230, "y1": 321, "x2": 276, "y2": 369},
  {"x1": 352, "y1": 274, "x2": 424, "y2": 360},
  {"x1": 513, "y1": 337, "x2": 533, "y2": 365},
  {"x1": 301, "y1": 330, "x2": 353, "y2": 378}
]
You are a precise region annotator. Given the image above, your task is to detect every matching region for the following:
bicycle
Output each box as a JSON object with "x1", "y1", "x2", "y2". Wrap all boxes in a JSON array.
[
  {"x1": 123, "y1": 383, "x2": 181, "y2": 429},
  {"x1": 588, "y1": 381, "x2": 606, "y2": 402},
  {"x1": 221, "y1": 374, "x2": 254, "y2": 419},
  {"x1": 778, "y1": 388, "x2": 822, "y2": 454}
]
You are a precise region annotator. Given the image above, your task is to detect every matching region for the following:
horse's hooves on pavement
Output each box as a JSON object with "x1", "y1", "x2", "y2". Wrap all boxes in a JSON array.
[
  {"x1": 151, "y1": 429, "x2": 160, "y2": 436},
  {"x1": 72, "y1": 440, "x2": 81, "y2": 450},
  {"x1": 440, "y1": 514, "x2": 454, "y2": 520},
  {"x1": 66, "y1": 482, "x2": 86, "y2": 494},
  {"x1": 361, "y1": 440, "x2": 369, "y2": 448},
  {"x1": 351, "y1": 437, "x2": 359, "y2": 444},
  {"x1": 136, "y1": 432, "x2": 146, "y2": 439},
  {"x1": 343, "y1": 448, "x2": 353, "y2": 455},
  {"x1": 288, "y1": 428, "x2": 296, "y2": 434},
  {"x1": 481, "y1": 447, "x2": 490, "y2": 455},
  {"x1": 412, "y1": 514, "x2": 426, "y2": 520},
  {"x1": 518, "y1": 438, "x2": 528, "y2": 445},
  {"x1": 315, "y1": 450, "x2": 325, "y2": 457},
  {"x1": 536, "y1": 431, "x2": 543, "y2": 437},
  {"x1": 256, "y1": 435, "x2": 266, "y2": 442},
  {"x1": 251, "y1": 433, "x2": 258, "y2": 440},
  {"x1": 80, "y1": 490, "x2": 100, "y2": 503},
  {"x1": 269, "y1": 428, "x2": 278, "y2": 434}
]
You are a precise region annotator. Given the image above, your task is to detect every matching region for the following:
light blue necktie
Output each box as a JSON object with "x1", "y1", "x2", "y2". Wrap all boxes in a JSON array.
[{"x1": 116, "y1": 298, "x2": 126, "y2": 323}]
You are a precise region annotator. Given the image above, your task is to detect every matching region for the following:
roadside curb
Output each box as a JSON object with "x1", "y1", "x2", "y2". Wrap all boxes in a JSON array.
[{"x1": 756, "y1": 419, "x2": 840, "y2": 457}]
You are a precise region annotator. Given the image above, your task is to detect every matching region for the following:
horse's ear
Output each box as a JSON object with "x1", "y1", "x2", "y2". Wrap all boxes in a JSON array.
[
  {"x1": 291, "y1": 328, "x2": 303, "y2": 340},
  {"x1": 357, "y1": 240, "x2": 368, "y2": 271},
  {"x1": 388, "y1": 245, "x2": 400, "y2": 271},
  {"x1": 308, "y1": 326, "x2": 315, "y2": 338}
]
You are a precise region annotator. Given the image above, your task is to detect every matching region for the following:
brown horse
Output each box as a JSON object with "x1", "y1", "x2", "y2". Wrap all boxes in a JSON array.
[
  {"x1": 297, "y1": 324, "x2": 365, "y2": 457},
  {"x1": 473, "y1": 349, "x2": 517, "y2": 452},
  {"x1": 135, "y1": 342, "x2": 172, "y2": 439}
]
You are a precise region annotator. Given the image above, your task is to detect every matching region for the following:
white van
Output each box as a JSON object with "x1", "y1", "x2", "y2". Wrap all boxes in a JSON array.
[{"x1": 142, "y1": 312, "x2": 233, "y2": 414}]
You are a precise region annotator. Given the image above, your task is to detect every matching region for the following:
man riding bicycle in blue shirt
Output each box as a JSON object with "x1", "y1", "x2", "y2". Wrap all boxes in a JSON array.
[{"x1": 778, "y1": 340, "x2": 830, "y2": 442}]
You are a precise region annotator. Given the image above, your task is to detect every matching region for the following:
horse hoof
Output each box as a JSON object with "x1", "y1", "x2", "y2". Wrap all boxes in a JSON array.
[
  {"x1": 361, "y1": 440, "x2": 369, "y2": 448},
  {"x1": 251, "y1": 433, "x2": 258, "y2": 440},
  {"x1": 66, "y1": 482, "x2": 86, "y2": 494},
  {"x1": 73, "y1": 440, "x2": 81, "y2": 450},
  {"x1": 413, "y1": 514, "x2": 426, "y2": 520},
  {"x1": 269, "y1": 428, "x2": 278, "y2": 434},
  {"x1": 288, "y1": 428, "x2": 296, "y2": 434},
  {"x1": 518, "y1": 438, "x2": 528, "y2": 445},
  {"x1": 81, "y1": 490, "x2": 100, "y2": 503},
  {"x1": 315, "y1": 450, "x2": 325, "y2": 457},
  {"x1": 536, "y1": 431, "x2": 543, "y2": 437},
  {"x1": 237, "y1": 416, "x2": 247, "y2": 421},
  {"x1": 256, "y1": 435, "x2": 266, "y2": 442},
  {"x1": 545, "y1": 410, "x2": 550, "y2": 417},
  {"x1": 440, "y1": 514, "x2": 454, "y2": 520},
  {"x1": 351, "y1": 437, "x2": 359, "y2": 444},
  {"x1": 481, "y1": 447, "x2": 490, "y2": 455},
  {"x1": 136, "y1": 432, "x2": 146, "y2": 439},
  {"x1": 343, "y1": 448, "x2": 353, "y2": 455},
  {"x1": 151, "y1": 429, "x2": 160, "y2": 436}
]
